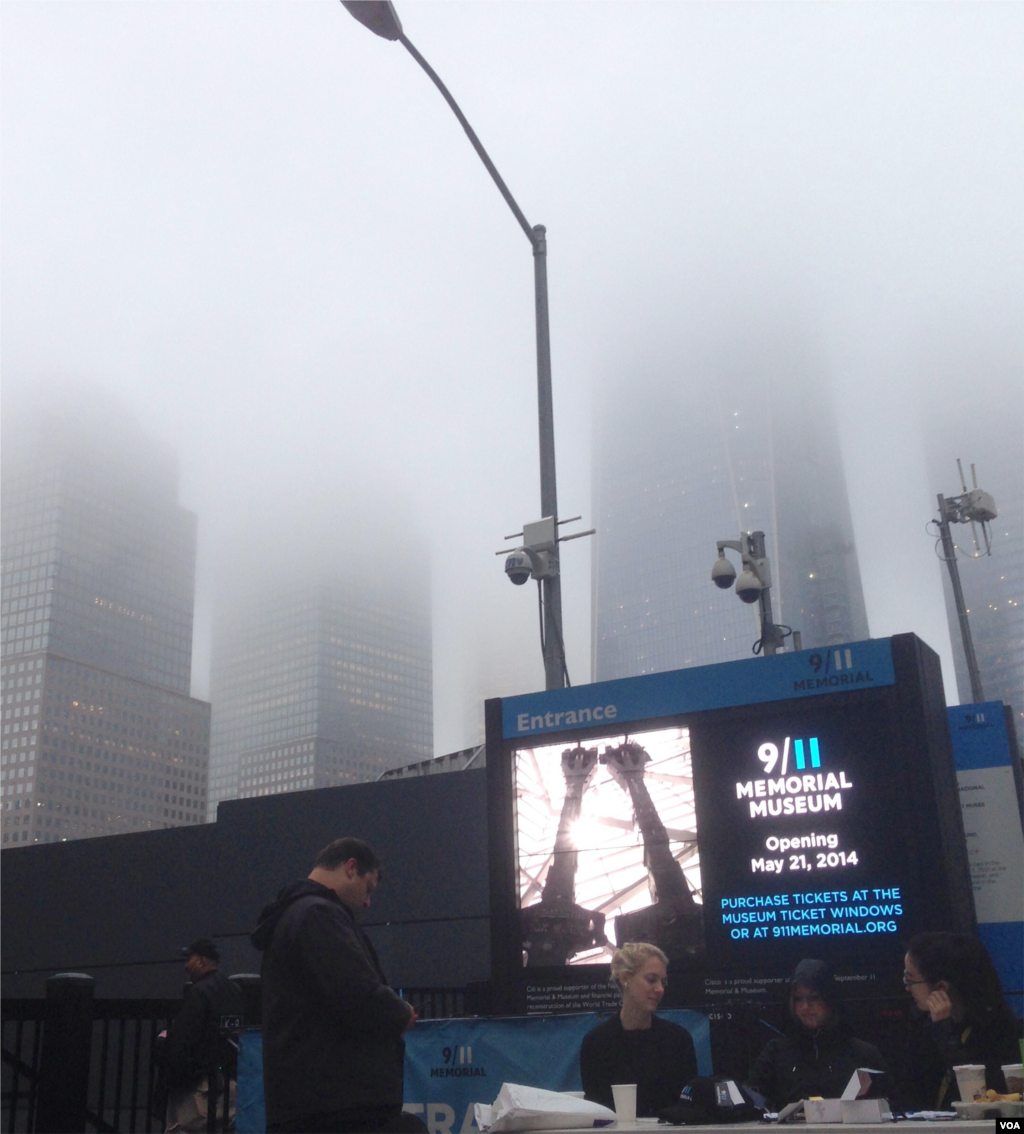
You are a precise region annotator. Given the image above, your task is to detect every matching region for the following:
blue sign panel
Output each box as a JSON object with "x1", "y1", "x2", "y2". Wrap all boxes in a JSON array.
[
  {"x1": 403, "y1": 1011, "x2": 711, "y2": 1132},
  {"x1": 235, "y1": 1012, "x2": 712, "y2": 1134},
  {"x1": 947, "y1": 701, "x2": 1014, "y2": 770},
  {"x1": 502, "y1": 639, "x2": 895, "y2": 740}
]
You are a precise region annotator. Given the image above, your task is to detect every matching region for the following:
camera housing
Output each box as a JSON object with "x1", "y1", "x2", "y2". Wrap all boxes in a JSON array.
[
  {"x1": 735, "y1": 569, "x2": 763, "y2": 604},
  {"x1": 505, "y1": 549, "x2": 536, "y2": 586},
  {"x1": 711, "y1": 556, "x2": 737, "y2": 590}
]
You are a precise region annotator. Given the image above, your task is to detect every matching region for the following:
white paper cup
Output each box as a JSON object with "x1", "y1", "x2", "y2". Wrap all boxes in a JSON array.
[
  {"x1": 953, "y1": 1064, "x2": 986, "y2": 1101},
  {"x1": 1002, "y1": 1064, "x2": 1023, "y2": 1095},
  {"x1": 612, "y1": 1083, "x2": 638, "y2": 1123}
]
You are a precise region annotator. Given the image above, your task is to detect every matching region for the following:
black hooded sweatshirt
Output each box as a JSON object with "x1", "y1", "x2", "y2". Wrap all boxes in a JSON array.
[
  {"x1": 748, "y1": 959, "x2": 887, "y2": 1111},
  {"x1": 250, "y1": 879, "x2": 412, "y2": 1128}
]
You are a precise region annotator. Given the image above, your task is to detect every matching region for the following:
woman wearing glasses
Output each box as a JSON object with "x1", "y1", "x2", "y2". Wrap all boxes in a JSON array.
[{"x1": 902, "y1": 932, "x2": 1021, "y2": 1108}]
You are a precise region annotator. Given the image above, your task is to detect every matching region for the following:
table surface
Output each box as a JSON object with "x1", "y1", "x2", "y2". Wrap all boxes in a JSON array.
[{"x1": 530, "y1": 1122, "x2": 994, "y2": 1133}]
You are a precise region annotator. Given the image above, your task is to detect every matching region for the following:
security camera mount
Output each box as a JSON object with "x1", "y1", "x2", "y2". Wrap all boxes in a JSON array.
[
  {"x1": 929, "y1": 460, "x2": 999, "y2": 703},
  {"x1": 498, "y1": 515, "x2": 595, "y2": 687},
  {"x1": 712, "y1": 532, "x2": 793, "y2": 657}
]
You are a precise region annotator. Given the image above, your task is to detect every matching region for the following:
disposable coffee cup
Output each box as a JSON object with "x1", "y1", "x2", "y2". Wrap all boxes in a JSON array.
[
  {"x1": 611, "y1": 1083, "x2": 637, "y2": 1123},
  {"x1": 952, "y1": 1064, "x2": 986, "y2": 1101},
  {"x1": 1002, "y1": 1064, "x2": 1023, "y2": 1095}
]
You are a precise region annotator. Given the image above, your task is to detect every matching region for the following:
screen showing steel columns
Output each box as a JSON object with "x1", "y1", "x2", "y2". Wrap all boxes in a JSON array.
[{"x1": 486, "y1": 635, "x2": 973, "y2": 1010}]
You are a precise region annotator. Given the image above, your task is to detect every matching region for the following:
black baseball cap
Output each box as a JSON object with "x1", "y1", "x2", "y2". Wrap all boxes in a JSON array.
[
  {"x1": 179, "y1": 938, "x2": 220, "y2": 961},
  {"x1": 659, "y1": 1078, "x2": 762, "y2": 1126}
]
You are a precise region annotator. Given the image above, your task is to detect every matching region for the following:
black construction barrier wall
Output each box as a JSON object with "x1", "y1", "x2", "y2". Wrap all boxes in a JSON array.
[{"x1": 1, "y1": 769, "x2": 490, "y2": 998}]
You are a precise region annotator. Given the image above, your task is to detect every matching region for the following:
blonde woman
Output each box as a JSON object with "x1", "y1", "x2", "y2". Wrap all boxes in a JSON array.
[{"x1": 580, "y1": 942, "x2": 697, "y2": 1116}]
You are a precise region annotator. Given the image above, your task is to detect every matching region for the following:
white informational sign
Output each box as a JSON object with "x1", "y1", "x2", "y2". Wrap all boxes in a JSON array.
[
  {"x1": 949, "y1": 701, "x2": 1024, "y2": 1005},
  {"x1": 958, "y1": 765, "x2": 1024, "y2": 924}
]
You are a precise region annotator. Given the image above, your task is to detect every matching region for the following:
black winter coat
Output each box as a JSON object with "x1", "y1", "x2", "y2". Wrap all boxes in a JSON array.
[
  {"x1": 163, "y1": 969, "x2": 244, "y2": 1090},
  {"x1": 250, "y1": 880, "x2": 412, "y2": 1128},
  {"x1": 748, "y1": 1021, "x2": 886, "y2": 1110},
  {"x1": 898, "y1": 1004, "x2": 1022, "y2": 1109},
  {"x1": 580, "y1": 1014, "x2": 698, "y2": 1117}
]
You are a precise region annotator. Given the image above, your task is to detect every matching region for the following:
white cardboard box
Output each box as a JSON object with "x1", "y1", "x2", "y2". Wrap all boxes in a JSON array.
[
  {"x1": 841, "y1": 1098, "x2": 892, "y2": 1123},
  {"x1": 804, "y1": 1099, "x2": 843, "y2": 1123}
]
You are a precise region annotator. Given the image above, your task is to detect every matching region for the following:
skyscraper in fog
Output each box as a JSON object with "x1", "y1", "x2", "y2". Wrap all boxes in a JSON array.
[
  {"x1": 1, "y1": 390, "x2": 210, "y2": 845},
  {"x1": 592, "y1": 334, "x2": 869, "y2": 681},
  {"x1": 208, "y1": 570, "x2": 432, "y2": 817}
]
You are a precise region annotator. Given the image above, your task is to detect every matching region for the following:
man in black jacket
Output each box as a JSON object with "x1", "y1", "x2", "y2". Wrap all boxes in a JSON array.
[
  {"x1": 251, "y1": 837, "x2": 426, "y2": 1134},
  {"x1": 163, "y1": 938, "x2": 244, "y2": 1133}
]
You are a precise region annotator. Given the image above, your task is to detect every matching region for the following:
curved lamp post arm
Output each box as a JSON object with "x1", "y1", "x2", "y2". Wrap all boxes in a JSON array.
[
  {"x1": 398, "y1": 36, "x2": 536, "y2": 246},
  {"x1": 340, "y1": 1, "x2": 535, "y2": 245},
  {"x1": 339, "y1": 0, "x2": 565, "y2": 688}
]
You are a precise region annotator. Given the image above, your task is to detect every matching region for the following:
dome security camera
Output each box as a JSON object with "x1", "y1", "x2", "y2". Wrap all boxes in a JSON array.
[
  {"x1": 735, "y1": 568, "x2": 763, "y2": 604},
  {"x1": 505, "y1": 548, "x2": 537, "y2": 586},
  {"x1": 711, "y1": 555, "x2": 737, "y2": 590}
]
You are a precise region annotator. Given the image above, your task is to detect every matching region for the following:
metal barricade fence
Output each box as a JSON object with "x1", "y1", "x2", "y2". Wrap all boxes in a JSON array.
[
  {"x1": 2, "y1": 993, "x2": 178, "y2": 1134},
  {"x1": 88, "y1": 1000, "x2": 177, "y2": 1134},
  {"x1": 1, "y1": 998, "x2": 43, "y2": 1134},
  {"x1": 2, "y1": 982, "x2": 466, "y2": 1133},
  {"x1": 405, "y1": 988, "x2": 466, "y2": 1021}
]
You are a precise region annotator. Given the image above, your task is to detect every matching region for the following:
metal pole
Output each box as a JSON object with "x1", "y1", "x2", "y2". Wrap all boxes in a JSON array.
[
  {"x1": 937, "y1": 494, "x2": 985, "y2": 703},
  {"x1": 398, "y1": 34, "x2": 565, "y2": 689},
  {"x1": 533, "y1": 225, "x2": 565, "y2": 688},
  {"x1": 748, "y1": 532, "x2": 778, "y2": 657}
]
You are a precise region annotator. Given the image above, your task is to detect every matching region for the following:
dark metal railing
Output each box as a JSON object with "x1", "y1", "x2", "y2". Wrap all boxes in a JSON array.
[
  {"x1": 2, "y1": 979, "x2": 467, "y2": 1133},
  {"x1": 89, "y1": 1000, "x2": 177, "y2": 1133},
  {"x1": 1, "y1": 998, "x2": 43, "y2": 1134},
  {"x1": 2, "y1": 991, "x2": 177, "y2": 1133},
  {"x1": 405, "y1": 987, "x2": 466, "y2": 1020}
]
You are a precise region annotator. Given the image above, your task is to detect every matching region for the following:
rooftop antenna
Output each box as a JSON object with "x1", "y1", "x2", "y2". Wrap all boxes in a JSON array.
[{"x1": 929, "y1": 461, "x2": 999, "y2": 703}]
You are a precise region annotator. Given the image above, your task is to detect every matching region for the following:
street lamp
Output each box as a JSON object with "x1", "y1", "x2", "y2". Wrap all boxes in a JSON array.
[
  {"x1": 340, "y1": 0, "x2": 570, "y2": 690},
  {"x1": 711, "y1": 531, "x2": 795, "y2": 656}
]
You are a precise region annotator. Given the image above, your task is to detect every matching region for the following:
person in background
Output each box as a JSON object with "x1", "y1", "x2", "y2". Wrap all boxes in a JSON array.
[
  {"x1": 901, "y1": 931, "x2": 1021, "y2": 1108},
  {"x1": 580, "y1": 941, "x2": 698, "y2": 1116},
  {"x1": 748, "y1": 958, "x2": 886, "y2": 1110},
  {"x1": 161, "y1": 938, "x2": 244, "y2": 1134}
]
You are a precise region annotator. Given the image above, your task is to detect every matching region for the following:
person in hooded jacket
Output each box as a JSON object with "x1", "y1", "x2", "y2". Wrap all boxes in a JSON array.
[
  {"x1": 748, "y1": 959, "x2": 887, "y2": 1110},
  {"x1": 250, "y1": 837, "x2": 426, "y2": 1134}
]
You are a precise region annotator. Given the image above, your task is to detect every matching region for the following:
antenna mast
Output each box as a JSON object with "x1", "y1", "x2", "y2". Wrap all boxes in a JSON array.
[{"x1": 932, "y1": 461, "x2": 998, "y2": 703}]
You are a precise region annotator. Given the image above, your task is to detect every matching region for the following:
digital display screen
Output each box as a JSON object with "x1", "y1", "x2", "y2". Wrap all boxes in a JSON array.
[
  {"x1": 511, "y1": 703, "x2": 914, "y2": 975},
  {"x1": 688, "y1": 704, "x2": 908, "y2": 965},
  {"x1": 515, "y1": 726, "x2": 703, "y2": 967},
  {"x1": 492, "y1": 636, "x2": 973, "y2": 1009}
]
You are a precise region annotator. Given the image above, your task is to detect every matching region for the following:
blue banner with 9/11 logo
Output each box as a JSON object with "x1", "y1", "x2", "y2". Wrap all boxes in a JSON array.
[
  {"x1": 237, "y1": 1012, "x2": 712, "y2": 1133},
  {"x1": 402, "y1": 1011, "x2": 711, "y2": 1132}
]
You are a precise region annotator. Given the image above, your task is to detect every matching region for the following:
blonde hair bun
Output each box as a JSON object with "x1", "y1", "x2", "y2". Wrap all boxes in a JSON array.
[{"x1": 610, "y1": 941, "x2": 669, "y2": 989}]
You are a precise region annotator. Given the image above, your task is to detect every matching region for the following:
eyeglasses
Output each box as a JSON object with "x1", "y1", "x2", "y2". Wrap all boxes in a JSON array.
[{"x1": 902, "y1": 972, "x2": 929, "y2": 987}]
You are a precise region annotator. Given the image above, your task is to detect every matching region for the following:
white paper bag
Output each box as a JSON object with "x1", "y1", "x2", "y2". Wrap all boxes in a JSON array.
[{"x1": 475, "y1": 1082, "x2": 617, "y2": 1132}]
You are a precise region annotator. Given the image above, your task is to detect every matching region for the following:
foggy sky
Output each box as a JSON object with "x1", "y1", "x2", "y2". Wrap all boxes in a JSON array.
[{"x1": 3, "y1": 2, "x2": 1022, "y2": 756}]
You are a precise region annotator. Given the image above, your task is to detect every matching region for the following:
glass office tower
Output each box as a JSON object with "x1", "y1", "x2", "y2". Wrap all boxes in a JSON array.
[
  {"x1": 208, "y1": 570, "x2": 433, "y2": 817},
  {"x1": 592, "y1": 335, "x2": 869, "y2": 681},
  {"x1": 0, "y1": 392, "x2": 210, "y2": 845}
]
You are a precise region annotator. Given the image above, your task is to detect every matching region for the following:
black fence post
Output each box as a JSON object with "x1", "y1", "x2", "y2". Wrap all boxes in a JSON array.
[
  {"x1": 230, "y1": 973, "x2": 261, "y2": 1026},
  {"x1": 34, "y1": 972, "x2": 94, "y2": 1134}
]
